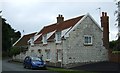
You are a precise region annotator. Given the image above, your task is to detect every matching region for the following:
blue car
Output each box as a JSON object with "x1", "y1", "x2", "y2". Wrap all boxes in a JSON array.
[{"x1": 23, "y1": 56, "x2": 46, "y2": 69}]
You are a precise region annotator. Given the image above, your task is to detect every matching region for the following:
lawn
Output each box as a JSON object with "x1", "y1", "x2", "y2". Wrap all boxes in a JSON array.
[{"x1": 47, "y1": 67, "x2": 97, "y2": 73}]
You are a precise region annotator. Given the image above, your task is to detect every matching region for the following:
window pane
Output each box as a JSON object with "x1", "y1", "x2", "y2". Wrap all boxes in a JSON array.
[
  {"x1": 46, "y1": 50, "x2": 50, "y2": 59},
  {"x1": 57, "y1": 32, "x2": 61, "y2": 41},
  {"x1": 88, "y1": 37, "x2": 91, "y2": 43},
  {"x1": 84, "y1": 35, "x2": 92, "y2": 44},
  {"x1": 85, "y1": 37, "x2": 88, "y2": 43}
]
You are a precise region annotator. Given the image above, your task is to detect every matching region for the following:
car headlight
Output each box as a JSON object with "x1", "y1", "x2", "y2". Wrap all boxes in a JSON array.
[
  {"x1": 32, "y1": 62, "x2": 36, "y2": 64},
  {"x1": 44, "y1": 62, "x2": 46, "y2": 65}
]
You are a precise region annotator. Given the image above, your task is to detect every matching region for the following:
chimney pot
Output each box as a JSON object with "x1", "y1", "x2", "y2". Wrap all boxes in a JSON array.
[
  {"x1": 57, "y1": 14, "x2": 64, "y2": 23},
  {"x1": 105, "y1": 12, "x2": 107, "y2": 16},
  {"x1": 59, "y1": 14, "x2": 60, "y2": 17},
  {"x1": 102, "y1": 12, "x2": 104, "y2": 16}
]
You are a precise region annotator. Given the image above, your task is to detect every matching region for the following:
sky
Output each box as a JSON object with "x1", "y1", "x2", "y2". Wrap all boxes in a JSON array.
[{"x1": 0, "y1": 0, "x2": 119, "y2": 41}]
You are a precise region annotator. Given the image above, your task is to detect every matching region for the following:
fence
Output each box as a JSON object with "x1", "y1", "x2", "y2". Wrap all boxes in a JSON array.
[{"x1": 108, "y1": 50, "x2": 120, "y2": 63}]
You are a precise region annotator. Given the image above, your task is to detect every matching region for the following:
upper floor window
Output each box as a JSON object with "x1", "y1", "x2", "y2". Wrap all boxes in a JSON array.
[
  {"x1": 84, "y1": 35, "x2": 92, "y2": 45},
  {"x1": 56, "y1": 31, "x2": 61, "y2": 43},
  {"x1": 43, "y1": 34, "x2": 47, "y2": 44},
  {"x1": 30, "y1": 37, "x2": 34, "y2": 45}
]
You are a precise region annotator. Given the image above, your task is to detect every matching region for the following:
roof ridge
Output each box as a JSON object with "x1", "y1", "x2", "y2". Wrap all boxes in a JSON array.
[
  {"x1": 24, "y1": 32, "x2": 37, "y2": 36},
  {"x1": 42, "y1": 15, "x2": 85, "y2": 28}
]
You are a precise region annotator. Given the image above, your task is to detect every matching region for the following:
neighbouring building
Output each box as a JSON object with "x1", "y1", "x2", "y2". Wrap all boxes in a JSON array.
[{"x1": 13, "y1": 12, "x2": 109, "y2": 68}]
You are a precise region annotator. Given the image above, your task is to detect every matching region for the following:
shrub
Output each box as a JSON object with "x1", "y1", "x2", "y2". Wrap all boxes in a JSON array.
[{"x1": 8, "y1": 47, "x2": 21, "y2": 57}]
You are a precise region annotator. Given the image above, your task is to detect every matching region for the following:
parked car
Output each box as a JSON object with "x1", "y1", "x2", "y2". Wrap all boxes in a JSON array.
[{"x1": 23, "y1": 56, "x2": 46, "y2": 69}]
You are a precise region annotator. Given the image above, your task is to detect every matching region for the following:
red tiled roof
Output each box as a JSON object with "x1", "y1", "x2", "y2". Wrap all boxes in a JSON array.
[
  {"x1": 47, "y1": 32, "x2": 55, "y2": 42},
  {"x1": 56, "y1": 16, "x2": 84, "y2": 31},
  {"x1": 14, "y1": 32, "x2": 36, "y2": 46},
  {"x1": 34, "y1": 15, "x2": 84, "y2": 44},
  {"x1": 34, "y1": 35, "x2": 42, "y2": 44}
]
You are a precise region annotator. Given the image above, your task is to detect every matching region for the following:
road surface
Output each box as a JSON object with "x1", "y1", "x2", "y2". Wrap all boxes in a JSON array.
[
  {"x1": 71, "y1": 61, "x2": 120, "y2": 73},
  {"x1": 2, "y1": 59, "x2": 58, "y2": 73},
  {"x1": 0, "y1": 60, "x2": 2, "y2": 73}
]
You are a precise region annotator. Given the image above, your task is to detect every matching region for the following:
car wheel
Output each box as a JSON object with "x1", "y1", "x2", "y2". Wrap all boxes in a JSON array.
[
  {"x1": 30, "y1": 64, "x2": 33, "y2": 69},
  {"x1": 24, "y1": 65, "x2": 26, "y2": 68}
]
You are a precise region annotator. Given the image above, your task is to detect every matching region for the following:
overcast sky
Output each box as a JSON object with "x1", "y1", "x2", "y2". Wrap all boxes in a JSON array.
[{"x1": 0, "y1": 0, "x2": 119, "y2": 41}]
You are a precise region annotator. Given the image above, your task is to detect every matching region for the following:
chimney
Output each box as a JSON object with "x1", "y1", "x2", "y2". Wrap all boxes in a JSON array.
[
  {"x1": 101, "y1": 12, "x2": 109, "y2": 49},
  {"x1": 57, "y1": 14, "x2": 64, "y2": 23}
]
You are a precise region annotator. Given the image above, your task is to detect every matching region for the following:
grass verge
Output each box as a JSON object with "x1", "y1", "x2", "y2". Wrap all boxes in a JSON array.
[
  {"x1": 112, "y1": 51, "x2": 120, "y2": 54},
  {"x1": 47, "y1": 67, "x2": 97, "y2": 73}
]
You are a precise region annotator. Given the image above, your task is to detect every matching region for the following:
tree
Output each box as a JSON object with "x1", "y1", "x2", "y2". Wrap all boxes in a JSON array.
[
  {"x1": 2, "y1": 17, "x2": 21, "y2": 53},
  {"x1": 114, "y1": 1, "x2": 120, "y2": 50}
]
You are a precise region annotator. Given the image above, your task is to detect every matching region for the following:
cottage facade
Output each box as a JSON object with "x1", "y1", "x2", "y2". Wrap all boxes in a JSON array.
[{"x1": 13, "y1": 12, "x2": 109, "y2": 68}]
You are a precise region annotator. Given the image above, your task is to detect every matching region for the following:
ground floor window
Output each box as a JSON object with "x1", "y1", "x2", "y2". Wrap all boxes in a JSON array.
[
  {"x1": 57, "y1": 49, "x2": 62, "y2": 62},
  {"x1": 45, "y1": 49, "x2": 50, "y2": 60},
  {"x1": 38, "y1": 49, "x2": 41, "y2": 54}
]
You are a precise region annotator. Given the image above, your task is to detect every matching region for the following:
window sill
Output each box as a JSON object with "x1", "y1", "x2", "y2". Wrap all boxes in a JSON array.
[
  {"x1": 46, "y1": 59, "x2": 51, "y2": 61},
  {"x1": 84, "y1": 43, "x2": 93, "y2": 46},
  {"x1": 58, "y1": 60, "x2": 62, "y2": 62},
  {"x1": 56, "y1": 41, "x2": 61, "y2": 43}
]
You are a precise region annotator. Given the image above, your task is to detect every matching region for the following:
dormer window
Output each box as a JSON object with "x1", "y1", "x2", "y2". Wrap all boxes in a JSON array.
[
  {"x1": 43, "y1": 34, "x2": 47, "y2": 44},
  {"x1": 84, "y1": 35, "x2": 92, "y2": 45},
  {"x1": 29, "y1": 37, "x2": 34, "y2": 46},
  {"x1": 56, "y1": 31, "x2": 61, "y2": 43}
]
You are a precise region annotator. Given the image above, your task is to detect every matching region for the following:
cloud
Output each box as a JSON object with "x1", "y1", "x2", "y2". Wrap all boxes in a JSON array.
[{"x1": 1, "y1": 1, "x2": 117, "y2": 40}]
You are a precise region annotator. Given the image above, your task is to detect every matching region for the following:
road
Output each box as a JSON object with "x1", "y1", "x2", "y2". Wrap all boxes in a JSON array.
[
  {"x1": 0, "y1": 60, "x2": 2, "y2": 73},
  {"x1": 2, "y1": 59, "x2": 58, "y2": 73},
  {"x1": 71, "y1": 61, "x2": 120, "y2": 73}
]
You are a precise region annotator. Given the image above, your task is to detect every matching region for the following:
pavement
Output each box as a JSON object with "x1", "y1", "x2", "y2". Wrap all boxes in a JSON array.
[{"x1": 70, "y1": 61, "x2": 120, "y2": 73}]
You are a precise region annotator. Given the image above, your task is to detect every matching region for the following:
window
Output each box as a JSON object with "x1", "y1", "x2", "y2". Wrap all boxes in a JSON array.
[
  {"x1": 84, "y1": 35, "x2": 92, "y2": 45},
  {"x1": 57, "y1": 49, "x2": 62, "y2": 62},
  {"x1": 29, "y1": 37, "x2": 34, "y2": 45},
  {"x1": 38, "y1": 49, "x2": 41, "y2": 54},
  {"x1": 45, "y1": 49, "x2": 50, "y2": 60},
  {"x1": 56, "y1": 31, "x2": 61, "y2": 43},
  {"x1": 43, "y1": 34, "x2": 47, "y2": 44}
]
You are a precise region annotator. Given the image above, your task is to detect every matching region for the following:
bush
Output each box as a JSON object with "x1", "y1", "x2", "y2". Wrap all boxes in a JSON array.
[
  {"x1": 8, "y1": 47, "x2": 21, "y2": 57},
  {"x1": 112, "y1": 51, "x2": 120, "y2": 54}
]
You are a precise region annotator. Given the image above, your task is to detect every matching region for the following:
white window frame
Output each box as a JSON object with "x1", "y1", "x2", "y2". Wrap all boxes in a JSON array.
[
  {"x1": 56, "y1": 31, "x2": 61, "y2": 43},
  {"x1": 57, "y1": 49, "x2": 62, "y2": 62},
  {"x1": 45, "y1": 50, "x2": 50, "y2": 60},
  {"x1": 84, "y1": 35, "x2": 93, "y2": 45},
  {"x1": 42, "y1": 34, "x2": 47, "y2": 44}
]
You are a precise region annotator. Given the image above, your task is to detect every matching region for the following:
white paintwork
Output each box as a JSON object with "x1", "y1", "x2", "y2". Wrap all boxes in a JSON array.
[{"x1": 47, "y1": 30, "x2": 56, "y2": 39}]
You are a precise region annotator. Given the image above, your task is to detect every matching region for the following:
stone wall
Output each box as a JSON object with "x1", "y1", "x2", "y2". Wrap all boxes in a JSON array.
[{"x1": 62, "y1": 16, "x2": 108, "y2": 66}]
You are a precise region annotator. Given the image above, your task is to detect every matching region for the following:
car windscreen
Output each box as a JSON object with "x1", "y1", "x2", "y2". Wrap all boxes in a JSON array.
[{"x1": 31, "y1": 57, "x2": 42, "y2": 61}]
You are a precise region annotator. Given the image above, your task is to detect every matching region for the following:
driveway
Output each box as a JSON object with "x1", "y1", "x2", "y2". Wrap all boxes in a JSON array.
[{"x1": 71, "y1": 61, "x2": 120, "y2": 73}]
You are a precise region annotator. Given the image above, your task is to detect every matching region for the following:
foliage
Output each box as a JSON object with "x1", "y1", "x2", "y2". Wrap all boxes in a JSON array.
[
  {"x1": 112, "y1": 51, "x2": 120, "y2": 54},
  {"x1": 109, "y1": 39, "x2": 120, "y2": 51},
  {"x1": 2, "y1": 17, "x2": 21, "y2": 53},
  {"x1": 8, "y1": 47, "x2": 21, "y2": 57},
  {"x1": 109, "y1": 40, "x2": 117, "y2": 49}
]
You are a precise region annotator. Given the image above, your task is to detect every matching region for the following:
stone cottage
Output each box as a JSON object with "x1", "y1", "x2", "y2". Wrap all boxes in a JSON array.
[{"x1": 13, "y1": 12, "x2": 109, "y2": 68}]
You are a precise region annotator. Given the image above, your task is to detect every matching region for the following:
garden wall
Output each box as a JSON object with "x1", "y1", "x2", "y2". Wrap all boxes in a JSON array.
[{"x1": 108, "y1": 50, "x2": 120, "y2": 63}]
